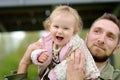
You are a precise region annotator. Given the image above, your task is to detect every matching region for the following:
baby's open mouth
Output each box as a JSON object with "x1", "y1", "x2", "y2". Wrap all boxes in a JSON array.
[{"x1": 56, "y1": 36, "x2": 64, "y2": 41}]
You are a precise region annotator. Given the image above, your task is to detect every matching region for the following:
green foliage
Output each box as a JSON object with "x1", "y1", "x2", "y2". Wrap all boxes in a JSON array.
[
  {"x1": 0, "y1": 51, "x2": 20, "y2": 77},
  {"x1": 28, "y1": 65, "x2": 38, "y2": 80},
  {"x1": 79, "y1": 29, "x2": 89, "y2": 39},
  {"x1": 0, "y1": 31, "x2": 40, "y2": 79}
]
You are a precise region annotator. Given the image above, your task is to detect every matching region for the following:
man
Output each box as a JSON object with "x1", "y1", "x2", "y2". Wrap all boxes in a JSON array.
[
  {"x1": 86, "y1": 13, "x2": 120, "y2": 79},
  {"x1": 5, "y1": 13, "x2": 120, "y2": 80},
  {"x1": 67, "y1": 13, "x2": 120, "y2": 80}
]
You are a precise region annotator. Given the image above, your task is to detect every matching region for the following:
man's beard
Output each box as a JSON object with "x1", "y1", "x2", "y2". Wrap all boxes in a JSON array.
[
  {"x1": 92, "y1": 55, "x2": 109, "y2": 62},
  {"x1": 92, "y1": 53, "x2": 113, "y2": 62},
  {"x1": 86, "y1": 42, "x2": 113, "y2": 62}
]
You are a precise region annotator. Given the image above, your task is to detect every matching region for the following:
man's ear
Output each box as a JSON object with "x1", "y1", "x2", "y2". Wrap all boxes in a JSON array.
[{"x1": 113, "y1": 44, "x2": 120, "y2": 54}]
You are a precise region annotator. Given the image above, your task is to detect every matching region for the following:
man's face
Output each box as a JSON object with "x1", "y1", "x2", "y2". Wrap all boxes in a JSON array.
[{"x1": 86, "y1": 19, "x2": 119, "y2": 62}]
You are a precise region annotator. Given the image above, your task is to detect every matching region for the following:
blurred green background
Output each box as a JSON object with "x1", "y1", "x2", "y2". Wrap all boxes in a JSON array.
[
  {"x1": 0, "y1": 1, "x2": 120, "y2": 80},
  {"x1": 0, "y1": 29, "x2": 120, "y2": 80}
]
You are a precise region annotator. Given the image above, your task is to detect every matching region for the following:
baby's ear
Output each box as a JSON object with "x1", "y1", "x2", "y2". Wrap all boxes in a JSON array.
[
  {"x1": 47, "y1": 21, "x2": 51, "y2": 30},
  {"x1": 113, "y1": 44, "x2": 120, "y2": 54},
  {"x1": 43, "y1": 17, "x2": 51, "y2": 30}
]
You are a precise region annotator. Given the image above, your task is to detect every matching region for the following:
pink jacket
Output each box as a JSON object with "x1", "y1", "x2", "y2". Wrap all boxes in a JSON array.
[{"x1": 31, "y1": 33, "x2": 73, "y2": 80}]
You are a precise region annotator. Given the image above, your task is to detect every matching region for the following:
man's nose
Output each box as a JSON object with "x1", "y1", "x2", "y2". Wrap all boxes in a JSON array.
[{"x1": 97, "y1": 34, "x2": 105, "y2": 44}]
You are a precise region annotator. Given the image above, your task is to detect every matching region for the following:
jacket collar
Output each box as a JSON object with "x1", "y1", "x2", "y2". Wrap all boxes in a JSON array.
[{"x1": 100, "y1": 62, "x2": 114, "y2": 79}]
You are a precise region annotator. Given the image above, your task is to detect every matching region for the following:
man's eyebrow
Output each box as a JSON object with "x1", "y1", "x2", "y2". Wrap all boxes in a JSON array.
[
  {"x1": 93, "y1": 27, "x2": 102, "y2": 30},
  {"x1": 108, "y1": 31, "x2": 116, "y2": 37}
]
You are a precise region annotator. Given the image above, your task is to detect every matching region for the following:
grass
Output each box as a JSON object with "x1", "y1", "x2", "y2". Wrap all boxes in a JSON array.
[{"x1": 0, "y1": 31, "x2": 40, "y2": 79}]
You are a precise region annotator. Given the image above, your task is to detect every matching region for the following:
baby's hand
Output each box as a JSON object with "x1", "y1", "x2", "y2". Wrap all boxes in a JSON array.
[{"x1": 37, "y1": 51, "x2": 49, "y2": 63}]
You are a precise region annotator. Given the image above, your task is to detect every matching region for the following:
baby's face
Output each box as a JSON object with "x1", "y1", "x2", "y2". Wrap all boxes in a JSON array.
[{"x1": 50, "y1": 13, "x2": 76, "y2": 48}]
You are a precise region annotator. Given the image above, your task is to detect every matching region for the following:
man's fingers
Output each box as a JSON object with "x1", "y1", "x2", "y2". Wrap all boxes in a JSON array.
[
  {"x1": 69, "y1": 49, "x2": 83, "y2": 64},
  {"x1": 70, "y1": 50, "x2": 75, "y2": 61},
  {"x1": 74, "y1": 49, "x2": 81, "y2": 64},
  {"x1": 66, "y1": 49, "x2": 85, "y2": 80},
  {"x1": 79, "y1": 50, "x2": 85, "y2": 67},
  {"x1": 67, "y1": 48, "x2": 85, "y2": 68}
]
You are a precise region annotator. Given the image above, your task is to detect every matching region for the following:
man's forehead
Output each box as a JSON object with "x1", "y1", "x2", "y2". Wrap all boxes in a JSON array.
[
  {"x1": 91, "y1": 19, "x2": 119, "y2": 29},
  {"x1": 90, "y1": 20, "x2": 120, "y2": 36}
]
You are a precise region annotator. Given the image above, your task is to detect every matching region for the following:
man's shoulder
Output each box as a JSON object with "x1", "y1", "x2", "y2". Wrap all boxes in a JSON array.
[
  {"x1": 114, "y1": 69, "x2": 120, "y2": 73},
  {"x1": 113, "y1": 68, "x2": 120, "y2": 80}
]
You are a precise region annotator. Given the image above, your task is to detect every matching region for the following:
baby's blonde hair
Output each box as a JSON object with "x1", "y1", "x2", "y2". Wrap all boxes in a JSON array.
[{"x1": 43, "y1": 5, "x2": 83, "y2": 34}]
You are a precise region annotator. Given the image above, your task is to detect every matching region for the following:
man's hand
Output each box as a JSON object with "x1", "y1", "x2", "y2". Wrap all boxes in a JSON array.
[{"x1": 67, "y1": 49, "x2": 85, "y2": 80}]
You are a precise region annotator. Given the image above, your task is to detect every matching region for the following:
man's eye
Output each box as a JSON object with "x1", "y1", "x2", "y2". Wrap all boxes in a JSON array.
[
  {"x1": 108, "y1": 35, "x2": 114, "y2": 40},
  {"x1": 94, "y1": 30, "x2": 100, "y2": 34}
]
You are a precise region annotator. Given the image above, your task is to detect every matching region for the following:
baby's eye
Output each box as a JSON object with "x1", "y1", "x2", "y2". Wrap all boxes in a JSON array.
[
  {"x1": 54, "y1": 25, "x2": 59, "y2": 28},
  {"x1": 64, "y1": 27, "x2": 69, "y2": 30}
]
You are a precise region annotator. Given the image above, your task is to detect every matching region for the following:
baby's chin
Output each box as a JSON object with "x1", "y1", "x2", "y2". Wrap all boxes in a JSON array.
[{"x1": 54, "y1": 43, "x2": 65, "y2": 48}]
